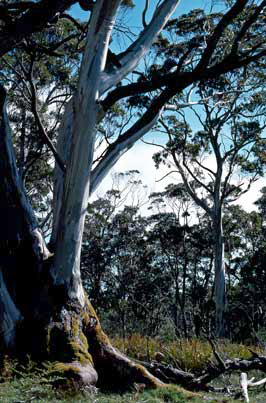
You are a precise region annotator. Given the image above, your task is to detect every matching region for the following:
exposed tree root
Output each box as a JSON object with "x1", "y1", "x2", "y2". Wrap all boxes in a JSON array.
[{"x1": 44, "y1": 293, "x2": 167, "y2": 391}]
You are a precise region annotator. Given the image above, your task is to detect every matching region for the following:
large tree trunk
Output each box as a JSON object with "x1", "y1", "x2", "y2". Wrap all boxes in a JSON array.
[
  {"x1": 0, "y1": 2, "x2": 166, "y2": 384},
  {"x1": 0, "y1": 83, "x2": 164, "y2": 390},
  {"x1": 0, "y1": 85, "x2": 48, "y2": 351}
]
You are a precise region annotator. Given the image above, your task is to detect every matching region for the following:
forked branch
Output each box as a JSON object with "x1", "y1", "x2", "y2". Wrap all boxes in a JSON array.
[{"x1": 240, "y1": 372, "x2": 266, "y2": 403}]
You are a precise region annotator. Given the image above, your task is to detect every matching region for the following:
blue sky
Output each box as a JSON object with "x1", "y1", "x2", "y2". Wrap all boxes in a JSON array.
[{"x1": 70, "y1": 1, "x2": 223, "y2": 26}]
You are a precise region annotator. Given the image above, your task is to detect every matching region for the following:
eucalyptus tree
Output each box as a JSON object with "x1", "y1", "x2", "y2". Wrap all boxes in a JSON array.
[
  {"x1": 1, "y1": 0, "x2": 266, "y2": 390},
  {"x1": 153, "y1": 80, "x2": 266, "y2": 336}
]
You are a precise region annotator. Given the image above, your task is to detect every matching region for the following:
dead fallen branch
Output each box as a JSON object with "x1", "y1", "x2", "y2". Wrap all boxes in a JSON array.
[
  {"x1": 137, "y1": 351, "x2": 266, "y2": 392},
  {"x1": 240, "y1": 372, "x2": 266, "y2": 403}
]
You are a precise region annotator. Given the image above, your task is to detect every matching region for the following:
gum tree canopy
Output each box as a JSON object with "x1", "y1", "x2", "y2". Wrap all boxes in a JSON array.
[{"x1": 0, "y1": 0, "x2": 266, "y2": 391}]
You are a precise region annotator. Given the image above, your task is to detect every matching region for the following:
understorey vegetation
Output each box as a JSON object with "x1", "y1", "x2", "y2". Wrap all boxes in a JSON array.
[
  {"x1": 82, "y1": 180, "x2": 266, "y2": 345},
  {"x1": 1, "y1": 340, "x2": 266, "y2": 402},
  {"x1": 0, "y1": 0, "x2": 266, "y2": 402}
]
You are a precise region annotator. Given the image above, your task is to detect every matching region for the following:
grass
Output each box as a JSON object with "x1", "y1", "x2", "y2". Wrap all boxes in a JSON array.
[
  {"x1": 1, "y1": 373, "x2": 266, "y2": 403},
  {"x1": 1, "y1": 367, "x2": 266, "y2": 402},
  {"x1": 112, "y1": 334, "x2": 265, "y2": 372},
  {"x1": 1, "y1": 337, "x2": 266, "y2": 402}
]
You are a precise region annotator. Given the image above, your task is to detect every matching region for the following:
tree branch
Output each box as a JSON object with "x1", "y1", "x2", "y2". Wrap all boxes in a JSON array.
[
  {"x1": 231, "y1": 0, "x2": 266, "y2": 56},
  {"x1": 196, "y1": 0, "x2": 248, "y2": 72},
  {"x1": 142, "y1": 0, "x2": 150, "y2": 28},
  {"x1": 0, "y1": 0, "x2": 78, "y2": 57},
  {"x1": 240, "y1": 372, "x2": 266, "y2": 403},
  {"x1": 101, "y1": 46, "x2": 266, "y2": 116},
  {"x1": 90, "y1": 108, "x2": 163, "y2": 194},
  {"x1": 155, "y1": 170, "x2": 179, "y2": 183},
  {"x1": 182, "y1": 158, "x2": 214, "y2": 197},
  {"x1": 28, "y1": 60, "x2": 66, "y2": 173},
  {"x1": 99, "y1": 0, "x2": 180, "y2": 93},
  {"x1": 169, "y1": 149, "x2": 213, "y2": 216},
  {"x1": 193, "y1": 158, "x2": 216, "y2": 178},
  {"x1": 101, "y1": 72, "x2": 177, "y2": 112}
]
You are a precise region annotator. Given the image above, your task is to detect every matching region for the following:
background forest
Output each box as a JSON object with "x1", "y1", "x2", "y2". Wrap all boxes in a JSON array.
[{"x1": 82, "y1": 175, "x2": 266, "y2": 344}]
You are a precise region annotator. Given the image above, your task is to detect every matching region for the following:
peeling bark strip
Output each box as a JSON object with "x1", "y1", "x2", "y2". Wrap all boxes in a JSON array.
[{"x1": 31, "y1": 229, "x2": 54, "y2": 261}]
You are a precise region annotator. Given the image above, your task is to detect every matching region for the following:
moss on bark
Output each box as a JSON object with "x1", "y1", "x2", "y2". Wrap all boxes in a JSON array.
[{"x1": 42, "y1": 289, "x2": 167, "y2": 390}]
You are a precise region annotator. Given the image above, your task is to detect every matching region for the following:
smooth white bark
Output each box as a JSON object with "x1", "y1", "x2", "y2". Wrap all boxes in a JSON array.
[
  {"x1": 52, "y1": 0, "x2": 179, "y2": 225},
  {"x1": 52, "y1": 0, "x2": 121, "y2": 305},
  {"x1": 240, "y1": 372, "x2": 266, "y2": 403},
  {"x1": 51, "y1": 99, "x2": 73, "y2": 245}
]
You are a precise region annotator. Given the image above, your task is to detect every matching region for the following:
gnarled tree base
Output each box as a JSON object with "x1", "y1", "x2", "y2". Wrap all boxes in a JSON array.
[
  {"x1": 4, "y1": 278, "x2": 266, "y2": 397},
  {"x1": 9, "y1": 283, "x2": 167, "y2": 392},
  {"x1": 43, "y1": 292, "x2": 165, "y2": 391}
]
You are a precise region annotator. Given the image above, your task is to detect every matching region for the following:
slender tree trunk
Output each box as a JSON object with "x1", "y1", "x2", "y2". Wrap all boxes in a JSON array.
[
  {"x1": 174, "y1": 278, "x2": 180, "y2": 337},
  {"x1": 213, "y1": 210, "x2": 226, "y2": 338},
  {"x1": 181, "y1": 239, "x2": 188, "y2": 338}
]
